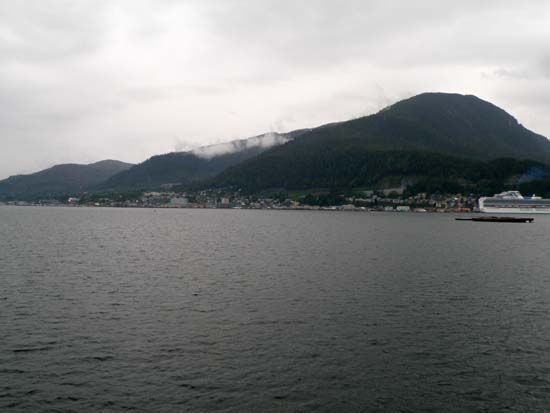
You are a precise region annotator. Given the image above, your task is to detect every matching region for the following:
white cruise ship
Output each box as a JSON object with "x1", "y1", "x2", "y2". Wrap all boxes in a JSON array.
[{"x1": 479, "y1": 191, "x2": 550, "y2": 214}]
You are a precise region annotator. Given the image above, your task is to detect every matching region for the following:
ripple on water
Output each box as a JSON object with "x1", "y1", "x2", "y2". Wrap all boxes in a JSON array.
[{"x1": 2, "y1": 207, "x2": 550, "y2": 411}]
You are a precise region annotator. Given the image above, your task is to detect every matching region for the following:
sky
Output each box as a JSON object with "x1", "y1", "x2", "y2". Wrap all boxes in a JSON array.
[{"x1": 1, "y1": 0, "x2": 549, "y2": 179}]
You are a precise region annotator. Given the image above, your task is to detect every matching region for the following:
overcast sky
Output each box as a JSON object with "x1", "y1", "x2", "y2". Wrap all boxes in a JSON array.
[{"x1": 1, "y1": 0, "x2": 549, "y2": 178}]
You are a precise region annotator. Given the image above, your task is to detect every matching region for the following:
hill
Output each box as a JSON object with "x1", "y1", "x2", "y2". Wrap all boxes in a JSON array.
[
  {"x1": 212, "y1": 93, "x2": 550, "y2": 192},
  {"x1": 100, "y1": 131, "x2": 308, "y2": 190},
  {"x1": 0, "y1": 160, "x2": 133, "y2": 199},
  {"x1": 4, "y1": 93, "x2": 549, "y2": 198}
]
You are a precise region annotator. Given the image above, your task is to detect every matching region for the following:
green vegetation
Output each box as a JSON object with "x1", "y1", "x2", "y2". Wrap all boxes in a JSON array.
[
  {"x1": 97, "y1": 147, "x2": 270, "y2": 191},
  {"x1": 301, "y1": 192, "x2": 346, "y2": 206},
  {"x1": 209, "y1": 93, "x2": 550, "y2": 194},
  {"x1": 3, "y1": 93, "x2": 550, "y2": 200},
  {"x1": 77, "y1": 191, "x2": 143, "y2": 204},
  {"x1": 0, "y1": 160, "x2": 132, "y2": 199},
  {"x1": 518, "y1": 178, "x2": 550, "y2": 198},
  {"x1": 97, "y1": 131, "x2": 311, "y2": 191},
  {"x1": 214, "y1": 150, "x2": 547, "y2": 194}
]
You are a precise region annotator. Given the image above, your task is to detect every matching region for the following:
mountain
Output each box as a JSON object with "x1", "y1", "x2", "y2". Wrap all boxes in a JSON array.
[
  {"x1": 0, "y1": 160, "x2": 133, "y2": 199},
  {"x1": 212, "y1": 93, "x2": 550, "y2": 192},
  {"x1": 4, "y1": 93, "x2": 548, "y2": 198},
  {"x1": 100, "y1": 131, "x2": 309, "y2": 190}
]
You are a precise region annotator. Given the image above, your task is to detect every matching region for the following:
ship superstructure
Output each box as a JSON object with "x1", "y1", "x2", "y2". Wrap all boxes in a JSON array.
[{"x1": 479, "y1": 191, "x2": 550, "y2": 214}]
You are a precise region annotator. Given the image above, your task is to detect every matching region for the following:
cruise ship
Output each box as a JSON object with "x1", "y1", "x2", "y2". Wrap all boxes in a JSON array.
[{"x1": 479, "y1": 191, "x2": 550, "y2": 214}]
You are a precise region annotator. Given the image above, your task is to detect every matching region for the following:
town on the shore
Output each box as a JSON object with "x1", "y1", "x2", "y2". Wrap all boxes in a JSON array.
[{"x1": 0, "y1": 188, "x2": 479, "y2": 212}]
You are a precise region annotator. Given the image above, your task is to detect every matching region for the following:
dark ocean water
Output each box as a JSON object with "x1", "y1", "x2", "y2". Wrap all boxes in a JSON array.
[{"x1": 1, "y1": 206, "x2": 550, "y2": 412}]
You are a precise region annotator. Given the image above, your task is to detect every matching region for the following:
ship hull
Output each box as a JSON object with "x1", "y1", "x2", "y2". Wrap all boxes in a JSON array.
[{"x1": 479, "y1": 206, "x2": 550, "y2": 214}]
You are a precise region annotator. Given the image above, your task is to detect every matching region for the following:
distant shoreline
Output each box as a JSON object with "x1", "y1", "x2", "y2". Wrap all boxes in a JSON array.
[{"x1": 0, "y1": 203, "x2": 476, "y2": 213}]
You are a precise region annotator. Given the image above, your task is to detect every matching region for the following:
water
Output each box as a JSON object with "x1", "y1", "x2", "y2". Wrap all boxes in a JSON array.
[{"x1": 1, "y1": 206, "x2": 550, "y2": 412}]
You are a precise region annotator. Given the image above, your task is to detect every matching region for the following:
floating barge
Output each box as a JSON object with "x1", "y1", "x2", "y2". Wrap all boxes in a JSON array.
[{"x1": 456, "y1": 216, "x2": 534, "y2": 223}]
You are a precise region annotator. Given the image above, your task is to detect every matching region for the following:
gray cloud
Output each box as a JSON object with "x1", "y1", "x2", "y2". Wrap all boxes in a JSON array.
[
  {"x1": 0, "y1": 0, "x2": 549, "y2": 178},
  {"x1": 540, "y1": 55, "x2": 550, "y2": 78},
  {"x1": 0, "y1": 1, "x2": 109, "y2": 63}
]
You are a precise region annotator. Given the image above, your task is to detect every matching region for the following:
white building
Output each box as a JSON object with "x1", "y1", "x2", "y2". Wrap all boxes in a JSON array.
[{"x1": 169, "y1": 197, "x2": 189, "y2": 206}]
